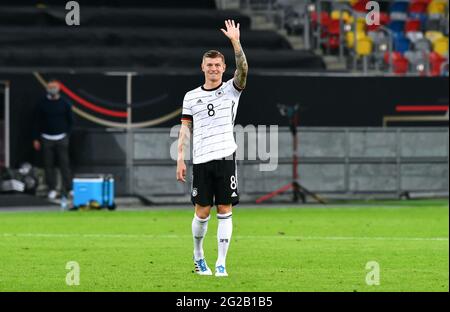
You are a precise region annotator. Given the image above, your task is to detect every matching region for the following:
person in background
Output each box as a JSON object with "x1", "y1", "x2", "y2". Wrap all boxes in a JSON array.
[{"x1": 33, "y1": 80, "x2": 73, "y2": 200}]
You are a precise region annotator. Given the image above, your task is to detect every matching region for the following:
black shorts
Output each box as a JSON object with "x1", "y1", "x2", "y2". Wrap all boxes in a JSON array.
[{"x1": 191, "y1": 157, "x2": 239, "y2": 207}]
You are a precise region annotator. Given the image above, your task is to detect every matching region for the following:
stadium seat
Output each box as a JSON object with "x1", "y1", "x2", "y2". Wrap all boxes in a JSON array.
[
  {"x1": 413, "y1": 38, "x2": 433, "y2": 51},
  {"x1": 311, "y1": 11, "x2": 331, "y2": 28},
  {"x1": 352, "y1": 0, "x2": 370, "y2": 13},
  {"x1": 394, "y1": 56, "x2": 410, "y2": 74},
  {"x1": 330, "y1": 10, "x2": 352, "y2": 21},
  {"x1": 427, "y1": 0, "x2": 447, "y2": 15},
  {"x1": 406, "y1": 31, "x2": 425, "y2": 43},
  {"x1": 324, "y1": 35, "x2": 341, "y2": 50},
  {"x1": 433, "y1": 36, "x2": 449, "y2": 56},
  {"x1": 356, "y1": 17, "x2": 367, "y2": 32},
  {"x1": 327, "y1": 19, "x2": 341, "y2": 36},
  {"x1": 429, "y1": 51, "x2": 447, "y2": 75},
  {"x1": 390, "y1": 1, "x2": 409, "y2": 21},
  {"x1": 368, "y1": 30, "x2": 387, "y2": 45},
  {"x1": 409, "y1": 1, "x2": 429, "y2": 14},
  {"x1": 346, "y1": 31, "x2": 367, "y2": 48},
  {"x1": 405, "y1": 19, "x2": 422, "y2": 32},
  {"x1": 356, "y1": 37, "x2": 373, "y2": 56},
  {"x1": 390, "y1": 1, "x2": 410, "y2": 13},
  {"x1": 389, "y1": 20, "x2": 406, "y2": 33},
  {"x1": 393, "y1": 33, "x2": 411, "y2": 53},
  {"x1": 425, "y1": 30, "x2": 444, "y2": 43},
  {"x1": 345, "y1": 15, "x2": 356, "y2": 25},
  {"x1": 384, "y1": 51, "x2": 410, "y2": 74}
]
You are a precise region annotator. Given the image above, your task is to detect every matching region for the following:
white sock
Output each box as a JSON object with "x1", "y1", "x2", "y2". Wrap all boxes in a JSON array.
[
  {"x1": 216, "y1": 212, "x2": 233, "y2": 267},
  {"x1": 192, "y1": 214, "x2": 210, "y2": 261}
]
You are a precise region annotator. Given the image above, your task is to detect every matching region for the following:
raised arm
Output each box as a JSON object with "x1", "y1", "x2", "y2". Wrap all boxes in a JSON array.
[
  {"x1": 176, "y1": 120, "x2": 192, "y2": 182},
  {"x1": 221, "y1": 19, "x2": 248, "y2": 90}
]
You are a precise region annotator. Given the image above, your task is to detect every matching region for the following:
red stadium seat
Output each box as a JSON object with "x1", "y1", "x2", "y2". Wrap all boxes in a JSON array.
[
  {"x1": 310, "y1": 11, "x2": 331, "y2": 28},
  {"x1": 353, "y1": 0, "x2": 370, "y2": 13},
  {"x1": 384, "y1": 52, "x2": 410, "y2": 74},
  {"x1": 409, "y1": 1, "x2": 429, "y2": 14},
  {"x1": 393, "y1": 57, "x2": 410, "y2": 74},
  {"x1": 429, "y1": 51, "x2": 446, "y2": 76},
  {"x1": 327, "y1": 19, "x2": 341, "y2": 35},
  {"x1": 405, "y1": 19, "x2": 422, "y2": 32},
  {"x1": 323, "y1": 35, "x2": 340, "y2": 50}
]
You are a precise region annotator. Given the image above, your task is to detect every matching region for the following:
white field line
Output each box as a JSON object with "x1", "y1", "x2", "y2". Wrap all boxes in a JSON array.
[{"x1": 1, "y1": 233, "x2": 448, "y2": 241}]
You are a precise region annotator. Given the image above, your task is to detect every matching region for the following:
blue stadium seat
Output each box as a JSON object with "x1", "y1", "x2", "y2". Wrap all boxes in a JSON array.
[
  {"x1": 389, "y1": 20, "x2": 406, "y2": 33},
  {"x1": 393, "y1": 33, "x2": 411, "y2": 53},
  {"x1": 390, "y1": 1, "x2": 410, "y2": 13}
]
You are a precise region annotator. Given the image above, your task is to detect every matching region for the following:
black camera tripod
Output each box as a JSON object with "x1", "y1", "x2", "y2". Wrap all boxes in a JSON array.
[{"x1": 256, "y1": 104, "x2": 326, "y2": 204}]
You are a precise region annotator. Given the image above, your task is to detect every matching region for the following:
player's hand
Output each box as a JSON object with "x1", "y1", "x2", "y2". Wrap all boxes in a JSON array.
[
  {"x1": 176, "y1": 160, "x2": 187, "y2": 183},
  {"x1": 33, "y1": 140, "x2": 41, "y2": 151},
  {"x1": 221, "y1": 19, "x2": 240, "y2": 42}
]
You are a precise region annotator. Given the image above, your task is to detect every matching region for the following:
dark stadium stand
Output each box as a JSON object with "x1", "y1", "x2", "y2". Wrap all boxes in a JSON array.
[
  {"x1": 0, "y1": 2, "x2": 326, "y2": 71},
  {"x1": 0, "y1": 0, "x2": 218, "y2": 9},
  {"x1": 0, "y1": 47, "x2": 324, "y2": 71}
]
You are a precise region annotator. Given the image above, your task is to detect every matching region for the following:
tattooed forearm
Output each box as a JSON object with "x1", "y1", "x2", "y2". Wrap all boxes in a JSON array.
[
  {"x1": 232, "y1": 41, "x2": 248, "y2": 89},
  {"x1": 177, "y1": 121, "x2": 192, "y2": 162}
]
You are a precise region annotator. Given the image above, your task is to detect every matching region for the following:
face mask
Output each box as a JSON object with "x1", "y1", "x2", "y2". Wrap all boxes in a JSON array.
[{"x1": 47, "y1": 88, "x2": 60, "y2": 96}]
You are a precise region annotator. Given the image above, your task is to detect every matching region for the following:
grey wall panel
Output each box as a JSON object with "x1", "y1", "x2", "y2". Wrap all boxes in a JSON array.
[
  {"x1": 242, "y1": 164, "x2": 292, "y2": 193},
  {"x1": 298, "y1": 164, "x2": 346, "y2": 191},
  {"x1": 349, "y1": 131, "x2": 397, "y2": 157},
  {"x1": 401, "y1": 164, "x2": 449, "y2": 191},
  {"x1": 134, "y1": 132, "x2": 175, "y2": 160},
  {"x1": 133, "y1": 165, "x2": 186, "y2": 195},
  {"x1": 277, "y1": 132, "x2": 293, "y2": 159},
  {"x1": 350, "y1": 164, "x2": 398, "y2": 192},
  {"x1": 401, "y1": 132, "x2": 449, "y2": 157},
  {"x1": 241, "y1": 163, "x2": 346, "y2": 193},
  {"x1": 298, "y1": 131, "x2": 346, "y2": 157}
]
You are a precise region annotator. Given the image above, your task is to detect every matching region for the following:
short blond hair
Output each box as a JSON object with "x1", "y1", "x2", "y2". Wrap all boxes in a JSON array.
[{"x1": 202, "y1": 50, "x2": 225, "y2": 63}]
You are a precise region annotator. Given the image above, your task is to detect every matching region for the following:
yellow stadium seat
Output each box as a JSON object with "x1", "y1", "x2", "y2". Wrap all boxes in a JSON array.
[
  {"x1": 356, "y1": 17, "x2": 366, "y2": 32},
  {"x1": 346, "y1": 31, "x2": 367, "y2": 48},
  {"x1": 428, "y1": 0, "x2": 447, "y2": 15},
  {"x1": 331, "y1": 10, "x2": 341, "y2": 20},
  {"x1": 342, "y1": 11, "x2": 352, "y2": 24},
  {"x1": 356, "y1": 37, "x2": 373, "y2": 56},
  {"x1": 433, "y1": 36, "x2": 449, "y2": 57},
  {"x1": 345, "y1": 15, "x2": 355, "y2": 25},
  {"x1": 331, "y1": 10, "x2": 352, "y2": 22},
  {"x1": 425, "y1": 31, "x2": 444, "y2": 43}
]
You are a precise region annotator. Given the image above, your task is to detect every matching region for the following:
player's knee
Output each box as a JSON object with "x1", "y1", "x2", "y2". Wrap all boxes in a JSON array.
[
  {"x1": 217, "y1": 204, "x2": 232, "y2": 214},
  {"x1": 195, "y1": 205, "x2": 211, "y2": 219}
]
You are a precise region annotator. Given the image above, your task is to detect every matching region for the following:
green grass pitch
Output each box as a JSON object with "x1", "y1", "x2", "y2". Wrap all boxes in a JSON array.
[{"x1": 0, "y1": 200, "x2": 448, "y2": 292}]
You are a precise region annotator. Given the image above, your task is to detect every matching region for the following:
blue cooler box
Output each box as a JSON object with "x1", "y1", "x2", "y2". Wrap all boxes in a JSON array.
[{"x1": 73, "y1": 174, "x2": 115, "y2": 210}]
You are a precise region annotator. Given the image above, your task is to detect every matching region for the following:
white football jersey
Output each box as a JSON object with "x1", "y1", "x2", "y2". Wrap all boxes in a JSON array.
[{"x1": 181, "y1": 78, "x2": 243, "y2": 164}]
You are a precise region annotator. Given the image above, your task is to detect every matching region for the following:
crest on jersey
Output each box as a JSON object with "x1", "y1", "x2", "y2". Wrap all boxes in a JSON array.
[
  {"x1": 192, "y1": 188, "x2": 198, "y2": 197},
  {"x1": 215, "y1": 89, "x2": 224, "y2": 97}
]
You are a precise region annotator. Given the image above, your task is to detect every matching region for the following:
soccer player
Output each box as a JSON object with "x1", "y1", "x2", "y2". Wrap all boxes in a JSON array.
[{"x1": 176, "y1": 20, "x2": 248, "y2": 277}]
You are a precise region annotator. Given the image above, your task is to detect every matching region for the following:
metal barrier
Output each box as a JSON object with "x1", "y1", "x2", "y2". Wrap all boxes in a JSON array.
[{"x1": 0, "y1": 80, "x2": 10, "y2": 168}]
